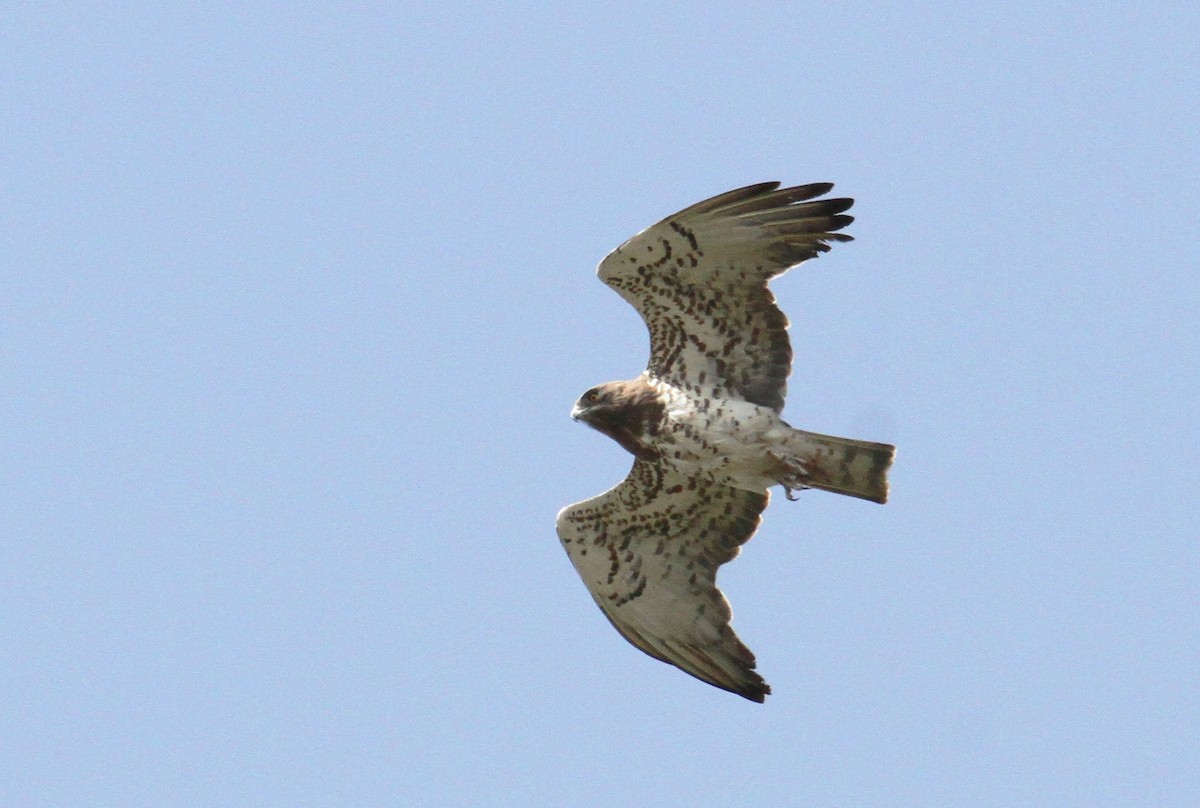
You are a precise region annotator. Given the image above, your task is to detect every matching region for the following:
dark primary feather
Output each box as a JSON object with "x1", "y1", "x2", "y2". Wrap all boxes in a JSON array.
[
  {"x1": 667, "y1": 181, "x2": 785, "y2": 217},
  {"x1": 712, "y1": 182, "x2": 837, "y2": 216}
]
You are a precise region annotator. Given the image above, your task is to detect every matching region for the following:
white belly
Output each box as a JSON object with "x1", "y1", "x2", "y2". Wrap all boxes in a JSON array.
[{"x1": 653, "y1": 382, "x2": 789, "y2": 491}]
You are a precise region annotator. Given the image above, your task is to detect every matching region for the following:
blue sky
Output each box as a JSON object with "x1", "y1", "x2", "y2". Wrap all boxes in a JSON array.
[{"x1": 3, "y1": 3, "x2": 1198, "y2": 806}]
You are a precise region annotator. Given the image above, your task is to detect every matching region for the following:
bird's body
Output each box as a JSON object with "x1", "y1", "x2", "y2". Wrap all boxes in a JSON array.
[
  {"x1": 575, "y1": 375, "x2": 891, "y2": 500},
  {"x1": 557, "y1": 182, "x2": 894, "y2": 702}
]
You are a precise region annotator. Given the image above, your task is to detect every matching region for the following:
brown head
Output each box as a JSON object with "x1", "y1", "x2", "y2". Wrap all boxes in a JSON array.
[{"x1": 571, "y1": 378, "x2": 665, "y2": 461}]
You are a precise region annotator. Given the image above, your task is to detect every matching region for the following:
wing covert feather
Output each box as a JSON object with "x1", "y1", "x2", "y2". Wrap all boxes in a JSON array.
[
  {"x1": 597, "y1": 182, "x2": 854, "y2": 412},
  {"x1": 556, "y1": 460, "x2": 771, "y2": 702}
]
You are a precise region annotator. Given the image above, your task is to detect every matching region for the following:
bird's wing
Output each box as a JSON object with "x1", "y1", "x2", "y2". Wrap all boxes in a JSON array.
[
  {"x1": 598, "y1": 182, "x2": 853, "y2": 412},
  {"x1": 556, "y1": 460, "x2": 772, "y2": 702}
]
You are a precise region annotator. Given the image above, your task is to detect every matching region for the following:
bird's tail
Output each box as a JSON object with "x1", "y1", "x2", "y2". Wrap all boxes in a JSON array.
[{"x1": 773, "y1": 429, "x2": 895, "y2": 504}]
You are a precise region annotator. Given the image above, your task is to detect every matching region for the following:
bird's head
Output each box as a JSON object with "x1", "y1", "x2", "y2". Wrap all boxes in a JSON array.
[
  {"x1": 570, "y1": 378, "x2": 665, "y2": 461},
  {"x1": 570, "y1": 382, "x2": 620, "y2": 426}
]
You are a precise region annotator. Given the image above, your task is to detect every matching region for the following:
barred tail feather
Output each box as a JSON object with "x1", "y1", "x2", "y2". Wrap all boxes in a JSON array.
[{"x1": 781, "y1": 429, "x2": 895, "y2": 504}]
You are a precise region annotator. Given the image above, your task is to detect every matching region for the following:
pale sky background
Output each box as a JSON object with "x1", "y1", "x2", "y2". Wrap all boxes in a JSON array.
[{"x1": 3, "y1": 3, "x2": 1198, "y2": 807}]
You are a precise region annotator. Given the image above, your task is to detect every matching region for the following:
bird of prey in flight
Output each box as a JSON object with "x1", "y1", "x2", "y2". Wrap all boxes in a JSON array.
[{"x1": 557, "y1": 182, "x2": 894, "y2": 702}]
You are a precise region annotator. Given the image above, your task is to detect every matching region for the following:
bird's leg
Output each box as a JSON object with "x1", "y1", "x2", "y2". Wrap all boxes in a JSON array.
[{"x1": 769, "y1": 451, "x2": 812, "y2": 502}]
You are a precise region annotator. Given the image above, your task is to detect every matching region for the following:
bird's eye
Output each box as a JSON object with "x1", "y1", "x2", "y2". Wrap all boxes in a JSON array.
[{"x1": 583, "y1": 389, "x2": 600, "y2": 404}]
